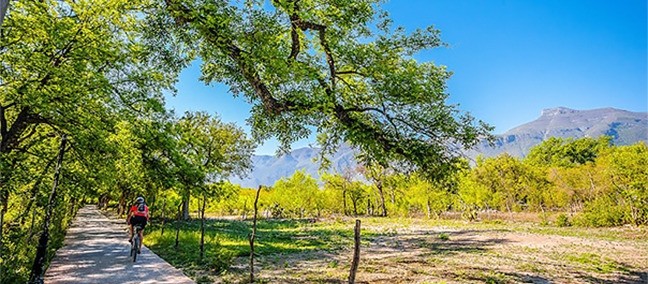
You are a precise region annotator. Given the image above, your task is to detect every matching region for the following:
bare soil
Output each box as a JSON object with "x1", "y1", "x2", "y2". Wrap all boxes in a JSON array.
[{"x1": 218, "y1": 220, "x2": 648, "y2": 284}]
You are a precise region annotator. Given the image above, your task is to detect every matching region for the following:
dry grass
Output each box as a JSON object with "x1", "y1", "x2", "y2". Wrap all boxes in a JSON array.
[{"x1": 151, "y1": 216, "x2": 648, "y2": 284}]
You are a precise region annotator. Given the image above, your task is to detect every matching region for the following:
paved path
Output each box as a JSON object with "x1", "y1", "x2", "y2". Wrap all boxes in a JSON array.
[{"x1": 44, "y1": 205, "x2": 195, "y2": 284}]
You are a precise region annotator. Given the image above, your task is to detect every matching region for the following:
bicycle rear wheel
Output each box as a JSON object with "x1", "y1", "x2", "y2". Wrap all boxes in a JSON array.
[{"x1": 132, "y1": 236, "x2": 139, "y2": 262}]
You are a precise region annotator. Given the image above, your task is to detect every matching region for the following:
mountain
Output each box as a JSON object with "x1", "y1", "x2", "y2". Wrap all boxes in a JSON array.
[
  {"x1": 465, "y1": 107, "x2": 647, "y2": 158},
  {"x1": 230, "y1": 144, "x2": 358, "y2": 188},
  {"x1": 230, "y1": 107, "x2": 648, "y2": 188}
]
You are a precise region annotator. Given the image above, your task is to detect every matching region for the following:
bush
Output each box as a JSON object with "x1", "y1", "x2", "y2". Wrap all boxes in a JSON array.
[
  {"x1": 207, "y1": 248, "x2": 234, "y2": 273},
  {"x1": 539, "y1": 212, "x2": 550, "y2": 226},
  {"x1": 573, "y1": 197, "x2": 625, "y2": 227},
  {"x1": 555, "y1": 213, "x2": 571, "y2": 227}
]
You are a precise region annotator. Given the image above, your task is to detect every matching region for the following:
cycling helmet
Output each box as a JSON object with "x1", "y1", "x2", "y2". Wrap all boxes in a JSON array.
[{"x1": 135, "y1": 196, "x2": 144, "y2": 204}]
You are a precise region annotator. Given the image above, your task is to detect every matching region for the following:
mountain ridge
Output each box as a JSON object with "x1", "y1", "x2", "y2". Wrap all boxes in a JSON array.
[{"x1": 230, "y1": 107, "x2": 648, "y2": 188}]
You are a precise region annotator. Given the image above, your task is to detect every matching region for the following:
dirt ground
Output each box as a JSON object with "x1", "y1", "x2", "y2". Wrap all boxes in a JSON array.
[{"x1": 217, "y1": 221, "x2": 648, "y2": 284}]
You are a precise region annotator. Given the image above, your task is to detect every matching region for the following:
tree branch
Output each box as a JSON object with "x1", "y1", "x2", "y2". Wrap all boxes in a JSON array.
[
  {"x1": 0, "y1": 103, "x2": 7, "y2": 139},
  {"x1": 337, "y1": 70, "x2": 369, "y2": 77},
  {"x1": 15, "y1": 124, "x2": 39, "y2": 145},
  {"x1": 292, "y1": 18, "x2": 336, "y2": 90},
  {"x1": 0, "y1": 107, "x2": 47, "y2": 153}
]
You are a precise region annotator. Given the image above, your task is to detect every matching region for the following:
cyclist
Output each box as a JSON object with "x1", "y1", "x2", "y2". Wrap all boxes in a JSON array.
[{"x1": 127, "y1": 196, "x2": 149, "y2": 253}]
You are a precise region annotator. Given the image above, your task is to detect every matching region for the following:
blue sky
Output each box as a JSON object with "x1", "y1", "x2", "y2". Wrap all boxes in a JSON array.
[{"x1": 165, "y1": 0, "x2": 647, "y2": 155}]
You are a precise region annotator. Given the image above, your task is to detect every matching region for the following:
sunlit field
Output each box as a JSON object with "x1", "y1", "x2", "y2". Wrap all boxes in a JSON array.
[{"x1": 144, "y1": 215, "x2": 647, "y2": 284}]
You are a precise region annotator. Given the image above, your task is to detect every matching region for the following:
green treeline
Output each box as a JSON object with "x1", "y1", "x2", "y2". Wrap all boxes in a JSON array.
[
  {"x1": 0, "y1": 0, "x2": 490, "y2": 281},
  {"x1": 0, "y1": 0, "x2": 644, "y2": 282},
  {"x1": 208, "y1": 137, "x2": 647, "y2": 227},
  {"x1": 0, "y1": 1, "x2": 254, "y2": 282}
]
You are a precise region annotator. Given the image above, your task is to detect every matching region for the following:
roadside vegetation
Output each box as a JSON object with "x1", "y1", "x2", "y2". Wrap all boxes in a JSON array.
[
  {"x1": 0, "y1": 0, "x2": 645, "y2": 283},
  {"x1": 203, "y1": 137, "x2": 647, "y2": 228},
  {"x1": 143, "y1": 215, "x2": 647, "y2": 283},
  {"x1": 141, "y1": 136, "x2": 647, "y2": 283}
]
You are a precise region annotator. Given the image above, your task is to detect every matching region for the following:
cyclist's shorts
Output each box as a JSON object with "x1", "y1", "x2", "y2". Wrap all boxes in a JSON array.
[{"x1": 131, "y1": 215, "x2": 147, "y2": 229}]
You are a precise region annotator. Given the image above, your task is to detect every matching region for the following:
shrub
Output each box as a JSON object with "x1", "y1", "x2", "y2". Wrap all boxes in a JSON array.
[
  {"x1": 555, "y1": 213, "x2": 571, "y2": 227},
  {"x1": 573, "y1": 197, "x2": 625, "y2": 227}
]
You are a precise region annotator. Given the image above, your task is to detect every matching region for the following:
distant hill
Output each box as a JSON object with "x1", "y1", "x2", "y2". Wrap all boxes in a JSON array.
[
  {"x1": 464, "y1": 107, "x2": 647, "y2": 158},
  {"x1": 230, "y1": 107, "x2": 648, "y2": 188},
  {"x1": 229, "y1": 144, "x2": 357, "y2": 188}
]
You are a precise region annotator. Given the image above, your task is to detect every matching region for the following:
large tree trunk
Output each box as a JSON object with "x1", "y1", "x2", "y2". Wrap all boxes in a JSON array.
[
  {"x1": 377, "y1": 182, "x2": 387, "y2": 217},
  {"x1": 182, "y1": 193, "x2": 190, "y2": 220},
  {"x1": 0, "y1": 0, "x2": 9, "y2": 28},
  {"x1": 0, "y1": 189, "x2": 7, "y2": 283},
  {"x1": 28, "y1": 134, "x2": 67, "y2": 284}
]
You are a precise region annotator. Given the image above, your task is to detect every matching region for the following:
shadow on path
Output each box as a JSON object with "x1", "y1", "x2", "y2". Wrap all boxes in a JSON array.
[{"x1": 44, "y1": 205, "x2": 195, "y2": 284}]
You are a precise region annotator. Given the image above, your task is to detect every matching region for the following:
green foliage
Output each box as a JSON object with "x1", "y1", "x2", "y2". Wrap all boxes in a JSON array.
[
  {"x1": 159, "y1": 0, "x2": 492, "y2": 179},
  {"x1": 462, "y1": 154, "x2": 550, "y2": 212},
  {"x1": 555, "y1": 213, "x2": 571, "y2": 227},
  {"x1": 201, "y1": 139, "x2": 648, "y2": 230},
  {"x1": 270, "y1": 170, "x2": 319, "y2": 218},
  {"x1": 526, "y1": 137, "x2": 611, "y2": 167},
  {"x1": 0, "y1": 0, "x2": 185, "y2": 280},
  {"x1": 573, "y1": 197, "x2": 626, "y2": 227}
]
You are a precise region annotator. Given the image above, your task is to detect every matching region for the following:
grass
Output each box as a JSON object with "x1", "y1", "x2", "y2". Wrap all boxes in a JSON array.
[
  {"x1": 144, "y1": 218, "x2": 356, "y2": 277},
  {"x1": 143, "y1": 215, "x2": 648, "y2": 283},
  {"x1": 562, "y1": 253, "x2": 632, "y2": 274}
]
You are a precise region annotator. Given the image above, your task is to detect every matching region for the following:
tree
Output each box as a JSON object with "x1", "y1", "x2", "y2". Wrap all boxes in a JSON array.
[
  {"x1": 158, "y1": 0, "x2": 491, "y2": 178},
  {"x1": 596, "y1": 142, "x2": 648, "y2": 225},
  {"x1": 526, "y1": 137, "x2": 611, "y2": 167},
  {"x1": 0, "y1": 0, "x2": 184, "y2": 279},
  {"x1": 358, "y1": 159, "x2": 389, "y2": 217},
  {"x1": 174, "y1": 111, "x2": 254, "y2": 220},
  {"x1": 272, "y1": 170, "x2": 318, "y2": 218},
  {"x1": 468, "y1": 154, "x2": 548, "y2": 213}
]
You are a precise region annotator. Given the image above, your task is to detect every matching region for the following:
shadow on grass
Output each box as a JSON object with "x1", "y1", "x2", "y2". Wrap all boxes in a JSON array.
[
  {"x1": 366, "y1": 228, "x2": 511, "y2": 258},
  {"x1": 574, "y1": 268, "x2": 648, "y2": 284},
  {"x1": 144, "y1": 218, "x2": 355, "y2": 274},
  {"x1": 576, "y1": 271, "x2": 648, "y2": 284},
  {"x1": 438, "y1": 266, "x2": 553, "y2": 284}
]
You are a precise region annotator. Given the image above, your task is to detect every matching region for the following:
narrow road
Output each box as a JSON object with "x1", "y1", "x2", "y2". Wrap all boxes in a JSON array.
[{"x1": 44, "y1": 205, "x2": 195, "y2": 284}]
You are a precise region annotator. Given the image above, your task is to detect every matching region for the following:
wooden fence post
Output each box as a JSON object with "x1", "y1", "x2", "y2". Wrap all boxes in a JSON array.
[
  {"x1": 249, "y1": 185, "x2": 262, "y2": 283},
  {"x1": 348, "y1": 219, "x2": 361, "y2": 284}
]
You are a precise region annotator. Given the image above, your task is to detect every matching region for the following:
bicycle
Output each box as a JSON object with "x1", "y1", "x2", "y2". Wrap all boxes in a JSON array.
[{"x1": 130, "y1": 224, "x2": 143, "y2": 262}]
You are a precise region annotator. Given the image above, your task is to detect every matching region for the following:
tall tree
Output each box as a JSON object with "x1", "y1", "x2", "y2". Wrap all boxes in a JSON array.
[
  {"x1": 158, "y1": 0, "x2": 491, "y2": 177},
  {"x1": 0, "y1": 0, "x2": 185, "y2": 279},
  {"x1": 175, "y1": 111, "x2": 254, "y2": 219}
]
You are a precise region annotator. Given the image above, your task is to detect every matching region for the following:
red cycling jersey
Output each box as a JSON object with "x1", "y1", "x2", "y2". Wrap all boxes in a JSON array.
[{"x1": 129, "y1": 204, "x2": 149, "y2": 220}]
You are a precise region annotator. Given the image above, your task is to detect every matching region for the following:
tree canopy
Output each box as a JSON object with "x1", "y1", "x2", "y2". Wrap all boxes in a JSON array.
[{"x1": 158, "y1": 0, "x2": 492, "y2": 176}]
